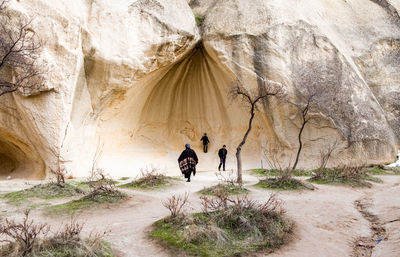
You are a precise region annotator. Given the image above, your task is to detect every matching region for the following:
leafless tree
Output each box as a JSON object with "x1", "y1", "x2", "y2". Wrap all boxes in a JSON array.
[
  {"x1": 291, "y1": 93, "x2": 316, "y2": 170},
  {"x1": 230, "y1": 80, "x2": 283, "y2": 184},
  {"x1": 0, "y1": 0, "x2": 44, "y2": 97},
  {"x1": 319, "y1": 140, "x2": 339, "y2": 169}
]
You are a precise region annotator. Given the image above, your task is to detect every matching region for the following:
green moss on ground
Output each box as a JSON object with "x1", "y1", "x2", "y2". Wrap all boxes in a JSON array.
[
  {"x1": 194, "y1": 13, "x2": 205, "y2": 26},
  {"x1": 307, "y1": 168, "x2": 382, "y2": 187},
  {"x1": 366, "y1": 166, "x2": 400, "y2": 175},
  {"x1": 46, "y1": 191, "x2": 127, "y2": 215},
  {"x1": 252, "y1": 169, "x2": 312, "y2": 177},
  {"x1": 119, "y1": 174, "x2": 174, "y2": 190},
  {"x1": 198, "y1": 183, "x2": 249, "y2": 196},
  {"x1": 1, "y1": 183, "x2": 86, "y2": 205},
  {"x1": 255, "y1": 177, "x2": 309, "y2": 190}
]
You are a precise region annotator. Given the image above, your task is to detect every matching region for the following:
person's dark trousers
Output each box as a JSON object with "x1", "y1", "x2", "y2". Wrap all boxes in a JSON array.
[
  {"x1": 218, "y1": 157, "x2": 226, "y2": 171},
  {"x1": 185, "y1": 170, "x2": 192, "y2": 182},
  {"x1": 203, "y1": 144, "x2": 208, "y2": 153}
]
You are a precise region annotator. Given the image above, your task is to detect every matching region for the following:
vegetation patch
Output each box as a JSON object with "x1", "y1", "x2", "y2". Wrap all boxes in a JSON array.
[
  {"x1": 47, "y1": 190, "x2": 127, "y2": 215},
  {"x1": 0, "y1": 210, "x2": 114, "y2": 257},
  {"x1": 308, "y1": 166, "x2": 381, "y2": 187},
  {"x1": 47, "y1": 171, "x2": 127, "y2": 214},
  {"x1": 252, "y1": 169, "x2": 312, "y2": 177},
  {"x1": 151, "y1": 193, "x2": 293, "y2": 257},
  {"x1": 198, "y1": 183, "x2": 249, "y2": 196},
  {"x1": 119, "y1": 168, "x2": 174, "y2": 190},
  {"x1": 365, "y1": 166, "x2": 400, "y2": 175},
  {"x1": 1, "y1": 183, "x2": 85, "y2": 205},
  {"x1": 194, "y1": 13, "x2": 205, "y2": 26},
  {"x1": 255, "y1": 177, "x2": 309, "y2": 190}
]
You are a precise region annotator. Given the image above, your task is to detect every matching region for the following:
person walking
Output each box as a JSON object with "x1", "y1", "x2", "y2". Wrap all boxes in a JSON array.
[
  {"x1": 200, "y1": 133, "x2": 209, "y2": 153},
  {"x1": 218, "y1": 145, "x2": 227, "y2": 171},
  {"x1": 178, "y1": 144, "x2": 198, "y2": 182}
]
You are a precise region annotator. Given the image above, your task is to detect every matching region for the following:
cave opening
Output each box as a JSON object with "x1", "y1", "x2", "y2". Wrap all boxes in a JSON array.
[
  {"x1": 0, "y1": 135, "x2": 45, "y2": 179},
  {"x1": 138, "y1": 41, "x2": 236, "y2": 145}
]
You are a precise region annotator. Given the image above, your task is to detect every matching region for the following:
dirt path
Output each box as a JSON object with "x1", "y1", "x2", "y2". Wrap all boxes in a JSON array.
[{"x1": 1, "y1": 172, "x2": 399, "y2": 257}]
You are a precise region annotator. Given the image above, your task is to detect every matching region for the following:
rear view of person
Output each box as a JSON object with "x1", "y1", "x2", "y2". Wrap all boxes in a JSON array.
[
  {"x1": 178, "y1": 144, "x2": 198, "y2": 182},
  {"x1": 200, "y1": 133, "x2": 209, "y2": 153},
  {"x1": 218, "y1": 145, "x2": 227, "y2": 171}
]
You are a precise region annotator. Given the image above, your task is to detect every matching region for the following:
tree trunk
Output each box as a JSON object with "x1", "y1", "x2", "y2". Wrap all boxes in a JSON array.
[
  {"x1": 292, "y1": 120, "x2": 307, "y2": 170},
  {"x1": 236, "y1": 148, "x2": 242, "y2": 184},
  {"x1": 235, "y1": 103, "x2": 256, "y2": 184}
]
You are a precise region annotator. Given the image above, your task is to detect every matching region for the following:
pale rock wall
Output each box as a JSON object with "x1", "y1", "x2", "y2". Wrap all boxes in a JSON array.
[{"x1": 0, "y1": 0, "x2": 398, "y2": 178}]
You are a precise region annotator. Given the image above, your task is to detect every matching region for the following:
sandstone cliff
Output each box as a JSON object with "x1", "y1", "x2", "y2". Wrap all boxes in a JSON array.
[{"x1": 0, "y1": 0, "x2": 398, "y2": 178}]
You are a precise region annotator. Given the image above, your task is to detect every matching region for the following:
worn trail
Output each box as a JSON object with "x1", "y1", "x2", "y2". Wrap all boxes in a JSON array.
[{"x1": 0, "y1": 173, "x2": 399, "y2": 257}]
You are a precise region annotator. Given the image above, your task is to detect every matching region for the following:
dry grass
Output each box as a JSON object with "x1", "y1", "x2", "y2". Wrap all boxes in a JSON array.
[
  {"x1": 199, "y1": 171, "x2": 249, "y2": 196},
  {"x1": 119, "y1": 167, "x2": 173, "y2": 190},
  {"x1": 152, "y1": 192, "x2": 293, "y2": 257},
  {"x1": 0, "y1": 211, "x2": 114, "y2": 257},
  {"x1": 2, "y1": 183, "x2": 85, "y2": 206},
  {"x1": 255, "y1": 169, "x2": 311, "y2": 190},
  {"x1": 47, "y1": 171, "x2": 127, "y2": 215},
  {"x1": 309, "y1": 166, "x2": 380, "y2": 187}
]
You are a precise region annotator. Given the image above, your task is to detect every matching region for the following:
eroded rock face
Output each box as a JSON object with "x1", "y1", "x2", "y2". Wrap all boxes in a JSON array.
[{"x1": 0, "y1": 0, "x2": 398, "y2": 178}]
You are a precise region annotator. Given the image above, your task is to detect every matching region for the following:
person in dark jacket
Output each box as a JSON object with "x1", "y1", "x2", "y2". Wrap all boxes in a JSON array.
[
  {"x1": 218, "y1": 145, "x2": 227, "y2": 171},
  {"x1": 178, "y1": 144, "x2": 198, "y2": 182},
  {"x1": 200, "y1": 133, "x2": 209, "y2": 153}
]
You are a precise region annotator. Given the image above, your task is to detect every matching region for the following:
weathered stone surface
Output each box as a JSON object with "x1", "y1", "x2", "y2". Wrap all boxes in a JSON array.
[{"x1": 0, "y1": 0, "x2": 398, "y2": 178}]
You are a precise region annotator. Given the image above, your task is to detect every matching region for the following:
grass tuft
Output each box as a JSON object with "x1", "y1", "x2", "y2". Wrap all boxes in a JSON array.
[
  {"x1": 153, "y1": 195, "x2": 292, "y2": 256},
  {"x1": 119, "y1": 168, "x2": 173, "y2": 190},
  {"x1": 199, "y1": 183, "x2": 249, "y2": 196},
  {"x1": 47, "y1": 191, "x2": 127, "y2": 215},
  {"x1": 255, "y1": 177, "x2": 308, "y2": 190},
  {"x1": 0, "y1": 210, "x2": 114, "y2": 257},
  {"x1": 307, "y1": 166, "x2": 382, "y2": 187},
  {"x1": 366, "y1": 166, "x2": 400, "y2": 175},
  {"x1": 194, "y1": 13, "x2": 205, "y2": 26},
  {"x1": 1, "y1": 183, "x2": 85, "y2": 205},
  {"x1": 151, "y1": 194, "x2": 293, "y2": 257},
  {"x1": 252, "y1": 169, "x2": 312, "y2": 177}
]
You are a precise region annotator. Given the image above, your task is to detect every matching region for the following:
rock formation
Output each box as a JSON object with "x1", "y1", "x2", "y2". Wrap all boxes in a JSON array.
[{"x1": 0, "y1": 0, "x2": 398, "y2": 178}]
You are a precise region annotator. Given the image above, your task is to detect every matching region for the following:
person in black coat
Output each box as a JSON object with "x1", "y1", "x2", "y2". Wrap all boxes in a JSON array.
[
  {"x1": 200, "y1": 133, "x2": 209, "y2": 153},
  {"x1": 178, "y1": 144, "x2": 198, "y2": 182},
  {"x1": 218, "y1": 145, "x2": 227, "y2": 171}
]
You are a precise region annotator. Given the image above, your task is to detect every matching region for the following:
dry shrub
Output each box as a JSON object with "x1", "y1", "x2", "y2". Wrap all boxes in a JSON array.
[
  {"x1": 82, "y1": 169, "x2": 126, "y2": 204},
  {"x1": 86, "y1": 169, "x2": 118, "y2": 197},
  {"x1": 50, "y1": 167, "x2": 67, "y2": 187},
  {"x1": 162, "y1": 192, "x2": 189, "y2": 217},
  {"x1": 131, "y1": 167, "x2": 169, "y2": 188},
  {"x1": 319, "y1": 140, "x2": 339, "y2": 169},
  {"x1": 313, "y1": 165, "x2": 365, "y2": 181},
  {"x1": 56, "y1": 217, "x2": 84, "y2": 242},
  {"x1": 200, "y1": 192, "x2": 284, "y2": 216},
  {"x1": 0, "y1": 211, "x2": 112, "y2": 257},
  {"x1": 200, "y1": 192, "x2": 286, "y2": 237},
  {"x1": 215, "y1": 170, "x2": 236, "y2": 186},
  {"x1": 342, "y1": 166, "x2": 365, "y2": 180},
  {"x1": 0, "y1": 210, "x2": 50, "y2": 256}
]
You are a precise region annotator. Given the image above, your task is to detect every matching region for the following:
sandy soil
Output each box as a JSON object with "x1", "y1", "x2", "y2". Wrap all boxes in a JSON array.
[{"x1": 0, "y1": 171, "x2": 399, "y2": 257}]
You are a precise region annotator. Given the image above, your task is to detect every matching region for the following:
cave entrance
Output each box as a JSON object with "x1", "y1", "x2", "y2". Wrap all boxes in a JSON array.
[
  {"x1": 138, "y1": 41, "x2": 236, "y2": 147},
  {"x1": 0, "y1": 135, "x2": 45, "y2": 179}
]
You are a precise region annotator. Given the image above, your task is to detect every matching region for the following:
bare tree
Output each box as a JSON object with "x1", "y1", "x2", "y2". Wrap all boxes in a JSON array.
[
  {"x1": 0, "y1": 0, "x2": 44, "y2": 97},
  {"x1": 291, "y1": 93, "x2": 316, "y2": 170},
  {"x1": 319, "y1": 140, "x2": 339, "y2": 169},
  {"x1": 230, "y1": 80, "x2": 282, "y2": 184}
]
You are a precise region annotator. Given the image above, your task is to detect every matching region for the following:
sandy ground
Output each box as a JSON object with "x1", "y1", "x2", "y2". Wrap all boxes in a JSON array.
[{"x1": 0, "y1": 171, "x2": 399, "y2": 257}]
